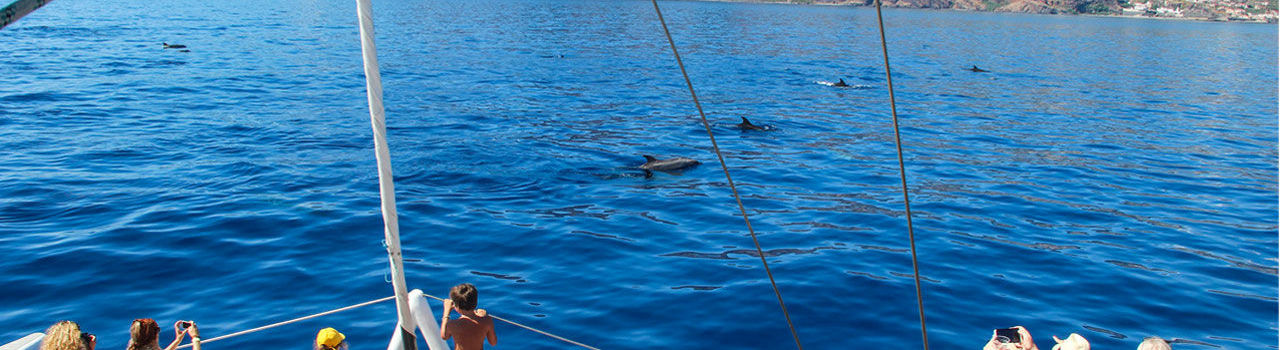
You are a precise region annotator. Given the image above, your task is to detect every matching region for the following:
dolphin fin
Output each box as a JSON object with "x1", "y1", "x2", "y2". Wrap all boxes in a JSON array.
[
  {"x1": 740, "y1": 117, "x2": 752, "y2": 125},
  {"x1": 643, "y1": 155, "x2": 658, "y2": 162}
]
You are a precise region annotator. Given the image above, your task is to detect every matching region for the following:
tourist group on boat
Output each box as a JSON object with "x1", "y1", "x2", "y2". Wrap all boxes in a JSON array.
[
  {"x1": 29, "y1": 306, "x2": 1178, "y2": 350},
  {"x1": 982, "y1": 325, "x2": 1174, "y2": 350},
  {"x1": 27, "y1": 283, "x2": 499, "y2": 350}
]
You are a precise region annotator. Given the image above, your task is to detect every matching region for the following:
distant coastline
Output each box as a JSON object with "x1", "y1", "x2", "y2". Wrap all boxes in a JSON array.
[{"x1": 694, "y1": 0, "x2": 1280, "y2": 23}]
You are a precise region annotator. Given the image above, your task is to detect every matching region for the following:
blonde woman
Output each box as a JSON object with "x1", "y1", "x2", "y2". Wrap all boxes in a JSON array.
[{"x1": 39, "y1": 320, "x2": 95, "y2": 350}]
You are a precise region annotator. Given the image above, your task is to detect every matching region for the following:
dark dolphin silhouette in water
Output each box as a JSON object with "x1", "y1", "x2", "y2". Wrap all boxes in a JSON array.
[
  {"x1": 163, "y1": 42, "x2": 187, "y2": 49},
  {"x1": 639, "y1": 155, "x2": 700, "y2": 177},
  {"x1": 968, "y1": 65, "x2": 989, "y2": 72},
  {"x1": 833, "y1": 78, "x2": 850, "y2": 87},
  {"x1": 736, "y1": 117, "x2": 767, "y2": 131}
]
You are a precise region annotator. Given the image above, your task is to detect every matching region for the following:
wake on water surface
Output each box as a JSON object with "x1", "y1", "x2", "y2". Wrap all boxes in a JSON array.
[{"x1": 815, "y1": 80, "x2": 874, "y2": 89}]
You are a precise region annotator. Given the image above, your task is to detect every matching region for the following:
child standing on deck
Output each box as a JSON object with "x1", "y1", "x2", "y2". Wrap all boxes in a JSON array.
[{"x1": 440, "y1": 283, "x2": 496, "y2": 350}]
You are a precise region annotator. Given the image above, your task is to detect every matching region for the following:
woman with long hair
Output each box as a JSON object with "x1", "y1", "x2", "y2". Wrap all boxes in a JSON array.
[
  {"x1": 40, "y1": 320, "x2": 95, "y2": 350},
  {"x1": 125, "y1": 318, "x2": 188, "y2": 350}
]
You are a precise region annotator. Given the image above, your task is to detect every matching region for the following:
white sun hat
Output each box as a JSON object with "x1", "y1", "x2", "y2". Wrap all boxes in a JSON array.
[{"x1": 1052, "y1": 333, "x2": 1091, "y2": 350}]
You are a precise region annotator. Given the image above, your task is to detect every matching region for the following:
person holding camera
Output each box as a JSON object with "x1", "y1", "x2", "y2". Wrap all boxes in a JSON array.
[
  {"x1": 126, "y1": 318, "x2": 191, "y2": 350},
  {"x1": 984, "y1": 326, "x2": 1038, "y2": 350},
  {"x1": 984, "y1": 326, "x2": 1093, "y2": 350},
  {"x1": 169, "y1": 320, "x2": 201, "y2": 350}
]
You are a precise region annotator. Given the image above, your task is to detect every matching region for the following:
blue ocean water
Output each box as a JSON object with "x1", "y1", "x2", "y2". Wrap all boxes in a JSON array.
[{"x1": 1, "y1": 0, "x2": 1276, "y2": 349}]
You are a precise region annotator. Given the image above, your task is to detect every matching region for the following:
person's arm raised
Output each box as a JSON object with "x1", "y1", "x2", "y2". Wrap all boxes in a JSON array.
[
  {"x1": 165, "y1": 321, "x2": 189, "y2": 350},
  {"x1": 440, "y1": 299, "x2": 453, "y2": 341},
  {"x1": 184, "y1": 322, "x2": 201, "y2": 350}
]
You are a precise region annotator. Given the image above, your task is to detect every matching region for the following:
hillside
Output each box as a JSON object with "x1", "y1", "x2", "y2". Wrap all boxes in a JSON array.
[{"x1": 760, "y1": 0, "x2": 1133, "y2": 15}]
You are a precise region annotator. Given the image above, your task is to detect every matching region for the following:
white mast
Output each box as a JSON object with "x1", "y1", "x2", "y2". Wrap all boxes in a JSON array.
[{"x1": 354, "y1": 0, "x2": 416, "y2": 349}]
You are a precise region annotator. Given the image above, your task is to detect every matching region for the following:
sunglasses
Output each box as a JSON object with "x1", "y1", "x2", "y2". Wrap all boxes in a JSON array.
[{"x1": 80, "y1": 332, "x2": 95, "y2": 344}]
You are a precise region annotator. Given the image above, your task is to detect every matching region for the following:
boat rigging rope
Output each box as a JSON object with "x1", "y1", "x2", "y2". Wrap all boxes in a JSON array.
[
  {"x1": 649, "y1": 1, "x2": 803, "y2": 349},
  {"x1": 415, "y1": 292, "x2": 601, "y2": 350},
  {"x1": 175, "y1": 296, "x2": 395, "y2": 349},
  {"x1": 871, "y1": 1, "x2": 930, "y2": 349},
  {"x1": 175, "y1": 294, "x2": 599, "y2": 350}
]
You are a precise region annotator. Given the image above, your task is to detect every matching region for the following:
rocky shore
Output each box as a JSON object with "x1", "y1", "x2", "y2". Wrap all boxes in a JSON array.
[{"x1": 706, "y1": 0, "x2": 1279, "y2": 23}]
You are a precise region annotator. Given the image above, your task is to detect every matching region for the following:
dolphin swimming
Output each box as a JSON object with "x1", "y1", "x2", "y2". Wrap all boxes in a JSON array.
[
  {"x1": 816, "y1": 79, "x2": 871, "y2": 89},
  {"x1": 968, "y1": 65, "x2": 988, "y2": 72},
  {"x1": 736, "y1": 117, "x2": 767, "y2": 131},
  {"x1": 639, "y1": 155, "x2": 700, "y2": 172},
  {"x1": 163, "y1": 42, "x2": 187, "y2": 49}
]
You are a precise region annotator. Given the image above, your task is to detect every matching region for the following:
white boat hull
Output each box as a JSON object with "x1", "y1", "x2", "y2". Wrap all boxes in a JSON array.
[{"x1": 0, "y1": 333, "x2": 43, "y2": 350}]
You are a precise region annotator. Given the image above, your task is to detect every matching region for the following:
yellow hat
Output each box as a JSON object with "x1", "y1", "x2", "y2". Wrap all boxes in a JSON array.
[{"x1": 316, "y1": 327, "x2": 345, "y2": 348}]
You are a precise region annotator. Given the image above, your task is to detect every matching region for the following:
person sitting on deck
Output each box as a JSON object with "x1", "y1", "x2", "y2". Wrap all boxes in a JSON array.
[
  {"x1": 126, "y1": 318, "x2": 189, "y2": 350},
  {"x1": 314, "y1": 327, "x2": 348, "y2": 350},
  {"x1": 440, "y1": 283, "x2": 496, "y2": 350},
  {"x1": 40, "y1": 321, "x2": 94, "y2": 350},
  {"x1": 1137, "y1": 336, "x2": 1172, "y2": 350}
]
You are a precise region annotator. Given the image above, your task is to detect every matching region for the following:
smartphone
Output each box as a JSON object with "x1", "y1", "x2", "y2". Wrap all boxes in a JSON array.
[{"x1": 995, "y1": 328, "x2": 1021, "y2": 343}]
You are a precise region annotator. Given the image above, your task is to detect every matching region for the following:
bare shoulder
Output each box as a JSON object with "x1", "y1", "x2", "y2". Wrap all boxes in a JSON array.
[{"x1": 475, "y1": 309, "x2": 494, "y2": 324}]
